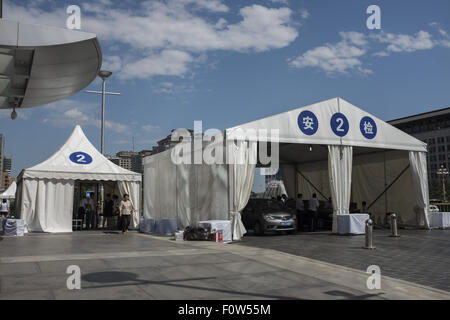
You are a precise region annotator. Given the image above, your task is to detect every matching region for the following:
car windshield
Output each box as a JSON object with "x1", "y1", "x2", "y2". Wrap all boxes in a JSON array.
[{"x1": 266, "y1": 200, "x2": 284, "y2": 210}]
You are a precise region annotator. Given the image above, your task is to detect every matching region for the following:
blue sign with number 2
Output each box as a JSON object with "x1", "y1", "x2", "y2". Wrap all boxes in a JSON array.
[
  {"x1": 69, "y1": 152, "x2": 93, "y2": 165},
  {"x1": 330, "y1": 113, "x2": 349, "y2": 137}
]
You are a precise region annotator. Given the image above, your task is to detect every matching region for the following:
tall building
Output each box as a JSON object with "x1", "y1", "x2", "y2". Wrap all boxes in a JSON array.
[
  {"x1": 115, "y1": 151, "x2": 137, "y2": 172},
  {"x1": 0, "y1": 134, "x2": 11, "y2": 192},
  {"x1": 152, "y1": 129, "x2": 194, "y2": 155},
  {"x1": 108, "y1": 150, "x2": 153, "y2": 174},
  {"x1": 388, "y1": 107, "x2": 450, "y2": 182},
  {"x1": 0, "y1": 134, "x2": 4, "y2": 178}
]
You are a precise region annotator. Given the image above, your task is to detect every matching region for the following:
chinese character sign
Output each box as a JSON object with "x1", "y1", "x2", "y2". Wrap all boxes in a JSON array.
[
  {"x1": 360, "y1": 116, "x2": 377, "y2": 139},
  {"x1": 298, "y1": 111, "x2": 319, "y2": 135}
]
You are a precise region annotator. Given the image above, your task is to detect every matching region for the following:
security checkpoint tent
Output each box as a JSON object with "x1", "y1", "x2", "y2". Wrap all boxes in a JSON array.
[
  {"x1": 144, "y1": 98, "x2": 430, "y2": 239},
  {"x1": 0, "y1": 181, "x2": 16, "y2": 200},
  {"x1": 16, "y1": 126, "x2": 142, "y2": 233}
]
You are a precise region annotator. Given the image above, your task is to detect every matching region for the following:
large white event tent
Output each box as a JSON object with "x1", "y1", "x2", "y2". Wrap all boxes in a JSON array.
[
  {"x1": 16, "y1": 126, "x2": 142, "y2": 233},
  {"x1": 0, "y1": 181, "x2": 16, "y2": 200},
  {"x1": 143, "y1": 98, "x2": 430, "y2": 240}
]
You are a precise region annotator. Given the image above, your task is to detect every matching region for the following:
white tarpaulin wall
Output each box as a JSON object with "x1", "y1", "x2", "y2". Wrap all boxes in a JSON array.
[
  {"x1": 16, "y1": 126, "x2": 142, "y2": 233},
  {"x1": 143, "y1": 137, "x2": 256, "y2": 240},
  {"x1": 143, "y1": 144, "x2": 229, "y2": 228}
]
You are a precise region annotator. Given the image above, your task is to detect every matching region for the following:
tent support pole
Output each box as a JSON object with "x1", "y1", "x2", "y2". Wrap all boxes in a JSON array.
[
  {"x1": 367, "y1": 164, "x2": 410, "y2": 211},
  {"x1": 225, "y1": 130, "x2": 231, "y2": 220},
  {"x1": 296, "y1": 168, "x2": 328, "y2": 200}
]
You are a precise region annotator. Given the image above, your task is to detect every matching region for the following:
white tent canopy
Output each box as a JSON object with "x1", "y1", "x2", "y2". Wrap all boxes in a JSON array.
[
  {"x1": 16, "y1": 125, "x2": 142, "y2": 233},
  {"x1": 144, "y1": 98, "x2": 430, "y2": 239},
  {"x1": 226, "y1": 98, "x2": 426, "y2": 152},
  {"x1": 0, "y1": 181, "x2": 16, "y2": 200}
]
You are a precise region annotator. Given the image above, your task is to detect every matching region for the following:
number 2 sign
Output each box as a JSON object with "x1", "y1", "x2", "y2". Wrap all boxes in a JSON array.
[
  {"x1": 69, "y1": 152, "x2": 93, "y2": 165},
  {"x1": 330, "y1": 113, "x2": 349, "y2": 137}
]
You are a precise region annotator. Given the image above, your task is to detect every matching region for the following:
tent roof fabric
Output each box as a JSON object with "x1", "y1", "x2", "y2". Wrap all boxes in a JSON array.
[
  {"x1": 226, "y1": 97, "x2": 427, "y2": 152},
  {"x1": 0, "y1": 181, "x2": 16, "y2": 199},
  {"x1": 19, "y1": 126, "x2": 141, "y2": 182}
]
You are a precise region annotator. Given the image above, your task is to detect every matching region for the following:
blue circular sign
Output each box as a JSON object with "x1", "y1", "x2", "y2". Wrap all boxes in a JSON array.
[
  {"x1": 298, "y1": 111, "x2": 319, "y2": 135},
  {"x1": 69, "y1": 152, "x2": 93, "y2": 165},
  {"x1": 360, "y1": 116, "x2": 377, "y2": 139},
  {"x1": 330, "y1": 113, "x2": 349, "y2": 137}
]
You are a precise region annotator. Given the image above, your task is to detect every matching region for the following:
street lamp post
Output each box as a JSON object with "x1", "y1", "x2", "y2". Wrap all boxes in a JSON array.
[
  {"x1": 437, "y1": 165, "x2": 449, "y2": 202},
  {"x1": 85, "y1": 70, "x2": 121, "y2": 154},
  {"x1": 85, "y1": 70, "x2": 120, "y2": 227}
]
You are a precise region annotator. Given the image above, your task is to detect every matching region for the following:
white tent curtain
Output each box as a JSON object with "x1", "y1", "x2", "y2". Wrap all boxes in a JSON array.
[
  {"x1": 328, "y1": 145, "x2": 353, "y2": 233},
  {"x1": 409, "y1": 151, "x2": 430, "y2": 229},
  {"x1": 20, "y1": 179, "x2": 75, "y2": 233},
  {"x1": 118, "y1": 181, "x2": 141, "y2": 229},
  {"x1": 228, "y1": 140, "x2": 257, "y2": 240}
]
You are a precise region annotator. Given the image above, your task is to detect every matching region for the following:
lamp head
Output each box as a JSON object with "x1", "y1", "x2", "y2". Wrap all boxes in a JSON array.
[
  {"x1": 98, "y1": 70, "x2": 112, "y2": 80},
  {"x1": 11, "y1": 108, "x2": 17, "y2": 120}
]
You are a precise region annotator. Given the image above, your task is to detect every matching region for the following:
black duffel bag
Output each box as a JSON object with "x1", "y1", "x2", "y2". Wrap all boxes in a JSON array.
[{"x1": 183, "y1": 226, "x2": 210, "y2": 241}]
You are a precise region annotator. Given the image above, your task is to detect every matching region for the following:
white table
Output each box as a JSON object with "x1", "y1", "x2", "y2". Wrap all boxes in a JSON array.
[
  {"x1": 197, "y1": 220, "x2": 232, "y2": 243},
  {"x1": 429, "y1": 212, "x2": 450, "y2": 229},
  {"x1": 337, "y1": 214, "x2": 370, "y2": 235}
]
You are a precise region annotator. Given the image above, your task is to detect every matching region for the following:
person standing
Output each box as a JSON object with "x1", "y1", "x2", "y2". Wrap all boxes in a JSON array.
[
  {"x1": 103, "y1": 194, "x2": 114, "y2": 229},
  {"x1": 308, "y1": 193, "x2": 320, "y2": 232},
  {"x1": 362, "y1": 201, "x2": 368, "y2": 213},
  {"x1": 112, "y1": 194, "x2": 120, "y2": 230},
  {"x1": 119, "y1": 194, "x2": 134, "y2": 234},
  {"x1": 296, "y1": 194, "x2": 305, "y2": 231},
  {"x1": 79, "y1": 195, "x2": 88, "y2": 229},
  {"x1": 86, "y1": 193, "x2": 97, "y2": 230},
  {"x1": 1, "y1": 199, "x2": 9, "y2": 217}
]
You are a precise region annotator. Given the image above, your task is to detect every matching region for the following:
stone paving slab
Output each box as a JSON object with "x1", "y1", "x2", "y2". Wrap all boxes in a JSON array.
[
  {"x1": 235, "y1": 229, "x2": 450, "y2": 292},
  {"x1": 0, "y1": 231, "x2": 449, "y2": 300}
]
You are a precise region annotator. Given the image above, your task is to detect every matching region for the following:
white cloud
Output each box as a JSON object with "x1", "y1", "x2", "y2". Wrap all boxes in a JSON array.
[
  {"x1": 41, "y1": 100, "x2": 128, "y2": 133},
  {"x1": 142, "y1": 124, "x2": 161, "y2": 132},
  {"x1": 179, "y1": 0, "x2": 229, "y2": 13},
  {"x1": 373, "y1": 51, "x2": 389, "y2": 57},
  {"x1": 289, "y1": 32, "x2": 371, "y2": 75},
  {"x1": 120, "y1": 50, "x2": 193, "y2": 79},
  {"x1": 298, "y1": 8, "x2": 309, "y2": 19},
  {"x1": 5, "y1": 1, "x2": 299, "y2": 79},
  {"x1": 372, "y1": 31, "x2": 435, "y2": 53},
  {"x1": 290, "y1": 26, "x2": 450, "y2": 76},
  {"x1": 102, "y1": 56, "x2": 122, "y2": 72},
  {"x1": 270, "y1": 0, "x2": 289, "y2": 5}
]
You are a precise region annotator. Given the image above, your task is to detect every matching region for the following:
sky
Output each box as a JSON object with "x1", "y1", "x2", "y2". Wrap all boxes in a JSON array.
[{"x1": 1, "y1": 0, "x2": 450, "y2": 192}]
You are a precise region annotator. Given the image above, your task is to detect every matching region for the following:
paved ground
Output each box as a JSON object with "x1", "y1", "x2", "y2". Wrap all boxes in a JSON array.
[
  {"x1": 0, "y1": 230, "x2": 449, "y2": 300},
  {"x1": 238, "y1": 228, "x2": 450, "y2": 292}
]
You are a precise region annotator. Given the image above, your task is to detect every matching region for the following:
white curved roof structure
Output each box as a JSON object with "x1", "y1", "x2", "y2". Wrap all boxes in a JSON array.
[
  {"x1": 19, "y1": 125, "x2": 141, "y2": 182},
  {"x1": 226, "y1": 97, "x2": 427, "y2": 152},
  {"x1": 0, "y1": 19, "x2": 102, "y2": 110}
]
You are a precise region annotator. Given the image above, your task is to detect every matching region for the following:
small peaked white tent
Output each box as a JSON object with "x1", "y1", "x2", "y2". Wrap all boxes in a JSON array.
[
  {"x1": 144, "y1": 97, "x2": 430, "y2": 240},
  {"x1": 0, "y1": 181, "x2": 16, "y2": 200},
  {"x1": 16, "y1": 126, "x2": 142, "y2": 233}
]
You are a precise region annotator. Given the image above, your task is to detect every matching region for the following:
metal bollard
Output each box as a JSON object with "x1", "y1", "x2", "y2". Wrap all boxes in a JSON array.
[
  {"x1": 364, "y1": 219, "x2": 375, "y2": 250},
  {"x1": 390, "y1": 213, "x2": 400, "y2": 237}
]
